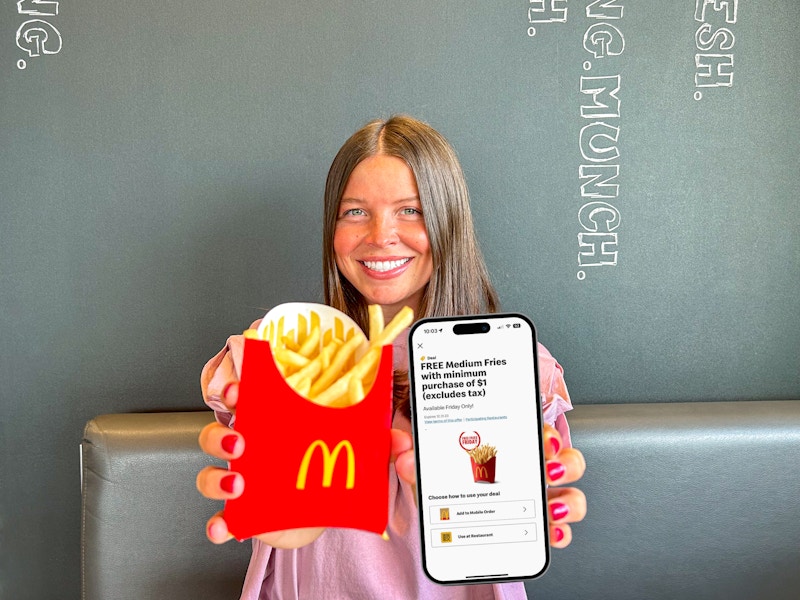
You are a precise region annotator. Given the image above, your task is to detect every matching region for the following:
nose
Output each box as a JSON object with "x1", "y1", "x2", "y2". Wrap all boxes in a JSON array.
[{"x1": 365, "y1": 214, "x2": 397, "y2": 247}]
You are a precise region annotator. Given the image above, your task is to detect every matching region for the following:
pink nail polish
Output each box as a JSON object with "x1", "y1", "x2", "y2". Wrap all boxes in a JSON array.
[
  {"x1": 550, "y1": 502, "x2": 569, "y2": 521},
  {"x1": 207, "y1": 519, "x2": 226, "y2": 541},
  {"x1": 220, "y1": 474, "x2": 237, "y2": 494},
  {"x1": 546, "y1": 461, "x2": 566, "y2": 482},
  {"x1": 222, "y1": 382, "x2": 236, "y2": 399},
  {"x1": 221, "y1": 434, "x2": 238, "y2": 454},
  {"x1": 549, "y1": 437, "x2": 561, "y2": 456},
  {"x1": 553, "y1": 527, "x2": 565, "y2": 543}
]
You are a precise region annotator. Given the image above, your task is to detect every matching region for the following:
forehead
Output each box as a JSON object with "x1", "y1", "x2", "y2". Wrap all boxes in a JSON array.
[{"x1": 341, "y1": 155, "x2": 419, "y2": 201}]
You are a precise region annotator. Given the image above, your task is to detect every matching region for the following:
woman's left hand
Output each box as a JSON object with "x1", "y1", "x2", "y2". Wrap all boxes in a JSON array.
[
  {"x1": 540, "y1": 423, "x2": 587, "y2": 547},
  {"x1": 391, "y1": 422, "x2": 587, "y2": 549}
]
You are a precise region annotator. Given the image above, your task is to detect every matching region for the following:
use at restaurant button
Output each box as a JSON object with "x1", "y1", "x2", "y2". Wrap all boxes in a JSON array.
[{"x1": 431, "y1": 522, "x2": 537, "y2": 547}]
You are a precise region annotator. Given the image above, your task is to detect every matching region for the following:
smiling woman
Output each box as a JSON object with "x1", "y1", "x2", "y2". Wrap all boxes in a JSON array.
[
  {"x1": 322, "y1": 115, "x2": 500, "y2": 338},
  {"x1": 197, "y1": 115, "x2": 584, "y2": 600},
  {"x1": 333, "y1": 154, "x2": 433, "y2": 323}
]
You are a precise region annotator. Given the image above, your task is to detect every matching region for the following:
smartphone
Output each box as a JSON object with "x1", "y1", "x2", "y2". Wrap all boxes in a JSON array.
[{"x1": 407, "y1": 313, "x2": 549, "y2": 584}]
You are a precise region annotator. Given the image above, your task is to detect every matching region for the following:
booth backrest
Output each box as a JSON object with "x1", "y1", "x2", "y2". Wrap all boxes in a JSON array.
[
  {"x1": 81, "y1": 401, "x2": 800, "y2": 600},
  {"x1": 80, "y1": 412, "x2": 250, "y2": 600},
  {"x1": 526, "y1": 400, "x2": 800, "y2": 600}
]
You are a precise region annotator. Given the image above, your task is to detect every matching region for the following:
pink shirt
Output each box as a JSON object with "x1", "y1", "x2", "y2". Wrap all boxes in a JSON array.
[{"x1": 202, "y1": 328, "x2": 572, "y2": 600}]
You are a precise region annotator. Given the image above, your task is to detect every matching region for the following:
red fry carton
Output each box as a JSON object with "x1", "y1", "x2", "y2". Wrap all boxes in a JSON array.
[
  {"x1": 470, "y1": 455, "x2": 497, "y2": 483},
  {"x1": 224, "y1": 303, "x2": 394, "y2": 541}
]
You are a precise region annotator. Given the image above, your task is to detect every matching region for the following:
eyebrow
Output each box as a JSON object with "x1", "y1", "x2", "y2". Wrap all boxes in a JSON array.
[{"x1": 339, "y1": 196, "x2": 421, "y2": 205}]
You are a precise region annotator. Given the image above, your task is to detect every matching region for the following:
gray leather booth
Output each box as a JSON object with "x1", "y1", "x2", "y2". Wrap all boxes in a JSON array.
[{"x1": 81, "y1": 401, "x2": 800, "y2": 600}]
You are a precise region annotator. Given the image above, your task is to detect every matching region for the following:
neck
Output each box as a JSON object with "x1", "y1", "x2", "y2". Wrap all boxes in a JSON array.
[
  {"x1": 380, "y1": 295, "x2": 422, "y2": 326},
  {"x1": 381, "y1": 304, "x2": 410, "y2": 326}
]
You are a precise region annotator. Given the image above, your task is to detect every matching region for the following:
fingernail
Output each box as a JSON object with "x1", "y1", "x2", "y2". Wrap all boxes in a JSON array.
[
  {"x1": 549, "y1": 437, "x2": 561, "y2": 455},
  {"x1": 550, "y1": 502, "x2": 569, "y2": 521},
  {"x1": 546, "y1": 461, "x2": 566, "y2": 482},
  {"x1": 553, "y1": 527, "x2": 565, "y2": 543},
  {"x1": 222, "y1": 382, "x2": 236, "y2": 399},
  {"x1": 221, "y1": 434, "x2": 239, "y2": 454},
  {"x1": 220, "y1": 474, "x2": 237, "y2": 494},
  {"x1": 207, "y1": 519, "x2": 230, "y2": 542}
]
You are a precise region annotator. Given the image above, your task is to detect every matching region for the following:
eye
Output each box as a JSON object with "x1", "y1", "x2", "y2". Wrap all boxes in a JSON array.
[
  {"x1": 400, "y1": 207, "x2": 423, "y2": 216},
  {"x1": 340, "y1": 207, "x2": 366, "y2": 218}
]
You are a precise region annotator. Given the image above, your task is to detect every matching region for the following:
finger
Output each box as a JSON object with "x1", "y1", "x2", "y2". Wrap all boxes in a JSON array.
[
  {"x1": 389, "y1": 428, "x2": 413, "y2": 462},
  {"x1": 390, "y1": 429, "x2": 418, "y2": 504},
  {"x1": 253, "y1": 527, "x2": 326, "y2": 549},
  {"x1": 206, "y1": 516, "x2": 326, "y2": 548},
  {"x1": 394, "y1": 449, "x2": 417, "y2": 491},
  {"x1": 198, "y1": 422, "x2": 245, "y2": 460},
  {"x1": 542, "y1": 423, "x2": 562, "y2": 460},
  {"x1": 221, "y1": 381, "x2": 239, "y2": 411},
  {"x1": 544, "y1": 447, "x2": 586, "y2": 486},
  {"x1": 196, "y1": 465, "x2": 244, "y2": 501},
  {"x1": 206, "y1": 511, "x2": 235, "y2": 544},
  {"x1": 550, "y1": 523, "x2": 573, "y2": 549},
  {"x1": 390, "y1": 429, "x2": 417, "y2": 490},
  {"x1": 546, "y1": 487, "x2": 587, "y2": 525}
]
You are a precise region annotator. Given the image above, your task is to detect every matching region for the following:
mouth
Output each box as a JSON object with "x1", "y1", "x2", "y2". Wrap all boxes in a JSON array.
[{"x1": 358, "y1": 258, "x2": 412, "y2": 273}]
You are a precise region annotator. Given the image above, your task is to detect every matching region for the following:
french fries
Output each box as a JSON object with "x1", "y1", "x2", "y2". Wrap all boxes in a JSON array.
[
  {"x1": 368, "y1": 304, "x2": 383, "y2": 341},
  {"x1": 245, "y1": 305, "x2": 413, "y2": 407},
  {"x1": 467, "y1": 444, "x2": 497, "y2": 464}
]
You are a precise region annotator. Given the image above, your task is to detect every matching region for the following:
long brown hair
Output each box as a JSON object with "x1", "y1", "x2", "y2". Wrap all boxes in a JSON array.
[{"x1": 322, "y1": 115, "x2": 500, "y2": 416}]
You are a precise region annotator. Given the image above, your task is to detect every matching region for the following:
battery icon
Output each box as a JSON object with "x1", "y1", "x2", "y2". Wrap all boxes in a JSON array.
[{"x1": 512, "y1": 323, "x2": 521, "y2": 328}]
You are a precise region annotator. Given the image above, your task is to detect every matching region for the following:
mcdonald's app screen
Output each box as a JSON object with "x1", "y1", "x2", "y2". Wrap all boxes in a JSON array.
[{"x1": 408, "y1": 314, "x2": 549, "y2": 584}]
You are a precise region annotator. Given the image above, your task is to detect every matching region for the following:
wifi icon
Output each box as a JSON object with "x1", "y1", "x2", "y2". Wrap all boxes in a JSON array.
[{"x1": 505, "y1": 324, "x2": 511, "y2": 328}]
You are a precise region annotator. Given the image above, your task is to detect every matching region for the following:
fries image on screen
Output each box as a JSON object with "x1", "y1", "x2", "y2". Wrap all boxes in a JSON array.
[
  {"x1": 467, "y1": 444, "x2": 497, "y2": 465},
  {"x1": 468, "y1": 443, "x2": 498, "y2": 483},
  {"x1": 244, "y1": 305, "x2": 413, "y2": 408}
]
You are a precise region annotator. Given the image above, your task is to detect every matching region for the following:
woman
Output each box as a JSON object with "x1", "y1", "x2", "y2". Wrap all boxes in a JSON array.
[{"x1": 197, "y1": 115, "x2": 587, "y2": 599}]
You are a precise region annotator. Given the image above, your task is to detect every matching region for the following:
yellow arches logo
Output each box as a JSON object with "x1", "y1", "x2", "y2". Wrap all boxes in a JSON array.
[
  {"x1": 474, "y1": 465, "x2": 489, "y2": 479},
  {"x1": 296, "y1": 440, "x2": 355, "y2": 490}
]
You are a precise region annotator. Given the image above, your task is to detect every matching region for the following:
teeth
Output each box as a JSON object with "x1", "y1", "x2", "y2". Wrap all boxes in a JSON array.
[{"x1": 361, "y1": 258, "x2": 411, "y2": 272}]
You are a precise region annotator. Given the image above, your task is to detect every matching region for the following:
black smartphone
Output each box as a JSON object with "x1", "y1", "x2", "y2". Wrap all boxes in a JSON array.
[{"x1": 407, "y1": 313, "x2": 549, "y2": 584}]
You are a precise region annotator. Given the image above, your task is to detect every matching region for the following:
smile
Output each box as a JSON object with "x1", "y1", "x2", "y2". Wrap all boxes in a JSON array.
[{"x1": 359, "y1": 258, "x2": 411, "y2": 273}]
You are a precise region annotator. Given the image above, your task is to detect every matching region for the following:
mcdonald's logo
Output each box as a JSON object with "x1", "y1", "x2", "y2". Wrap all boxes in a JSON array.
[
  {"x1": 474, "y1": 465, "x2": 489, "y2": 479},
  {"x1": 296, "y1": 439, "x2": 355, "y2": 490}
]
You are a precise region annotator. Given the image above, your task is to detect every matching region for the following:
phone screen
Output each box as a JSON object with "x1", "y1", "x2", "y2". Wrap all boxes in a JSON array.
[{"x1": 407, "y1": 313, "x2": 549, "y2": 584}]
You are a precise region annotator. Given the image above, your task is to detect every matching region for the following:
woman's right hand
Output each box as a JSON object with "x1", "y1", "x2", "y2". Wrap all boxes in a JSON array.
[{"x1": 196, "y1": 381, "x2": 326, "y2": 548}]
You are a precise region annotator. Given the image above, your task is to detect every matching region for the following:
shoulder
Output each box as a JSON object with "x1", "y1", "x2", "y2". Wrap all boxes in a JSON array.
[{"x1": 536, "y1": 341, "x2": 563, "y2": 383}]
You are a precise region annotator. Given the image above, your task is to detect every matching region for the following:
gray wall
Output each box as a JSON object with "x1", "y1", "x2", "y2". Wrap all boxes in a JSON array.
[{"x1": 2, "y1": 1, "x2": 798, "y2": 597}]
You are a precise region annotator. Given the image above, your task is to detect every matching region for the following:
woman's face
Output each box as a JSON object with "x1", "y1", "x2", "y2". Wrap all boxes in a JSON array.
[{"x1": 333, "y1": 154, "x2": 433, "y2": 322}]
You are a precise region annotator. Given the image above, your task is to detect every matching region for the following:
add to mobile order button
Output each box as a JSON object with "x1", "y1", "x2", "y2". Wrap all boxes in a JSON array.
[{"x1": 429, "y1": 499, "x2": 535, "y2": 524}]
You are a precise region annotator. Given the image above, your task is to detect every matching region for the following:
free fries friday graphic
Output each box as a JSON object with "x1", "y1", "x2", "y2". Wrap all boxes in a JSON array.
[
  {"x1": 459, "y1": 431, "x2": 498, "y2": 483},
  {"x1": 224, "y1": 303, "x2": 413, "y2": 541}
]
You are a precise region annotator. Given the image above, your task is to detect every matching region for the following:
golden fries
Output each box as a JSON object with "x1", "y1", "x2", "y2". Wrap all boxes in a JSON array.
[
  {"x1": 247, "y1": 304, "x2": 412, "y2": 407},
  {"x1": 308, "y1": 332, "x2": 365, "y2": 398},
  {"x1": 297, "y1": 326, "x2": 320, "y2": 358},
  {"x1": 467, "y1": 444, "x2": 497, "y2": 464},
  {"x1": 370, "y1": 306, "x2": 413, "y2": 348},
  {"x1": 348, "y1": 376, "x2": 365, "y2": 406},
  {"x1": 368, "y1": 304, "x2": 383, "y2": 341},
  {"x1": 273, "y1": 348, "x2": 310, "y2": 371}
]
